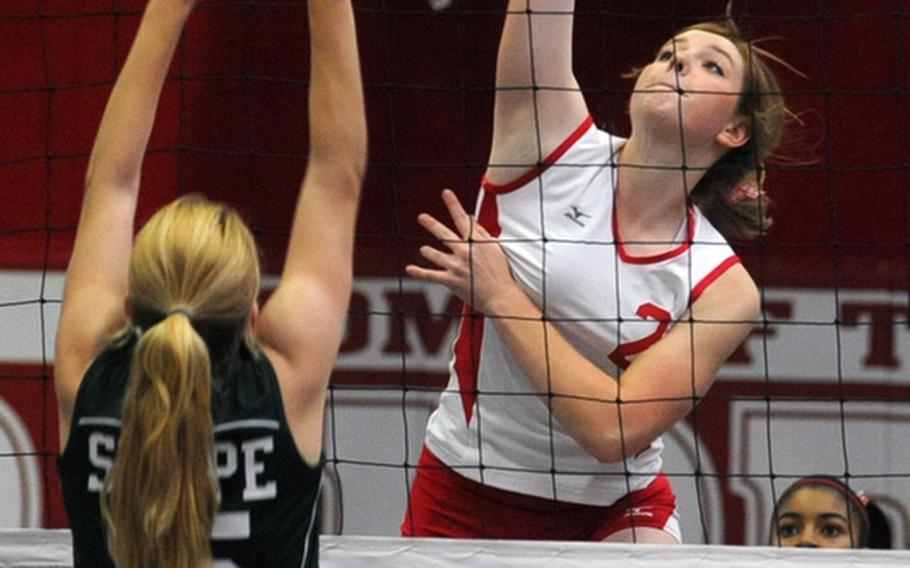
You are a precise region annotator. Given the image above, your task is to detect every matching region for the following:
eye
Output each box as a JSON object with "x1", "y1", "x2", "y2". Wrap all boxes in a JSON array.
[
  {"x1": 820, "y1": 523, "x2": 846, "y2": 538},
  {"x1": 777, "y1": 523, "x2": 799, "y2": 538},
  {"x1": 657, "y1": 50, "x2": 673, "y2": 62},
  {"x1": 704, "y1": 60, "x2": 725, "y2": 76}
]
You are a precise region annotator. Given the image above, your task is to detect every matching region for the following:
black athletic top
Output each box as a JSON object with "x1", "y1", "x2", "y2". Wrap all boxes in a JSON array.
[{"x1": 58, "y1": 333, "x2": 323, "y2": 568}]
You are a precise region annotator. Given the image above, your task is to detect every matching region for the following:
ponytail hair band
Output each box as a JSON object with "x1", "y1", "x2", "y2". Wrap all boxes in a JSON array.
[
  {"x1": 727, "y1": 183, "x2": 761, "y2": 204},
  {"x1": 167, "y1": 306, "x2": 194, "y2": 320}
]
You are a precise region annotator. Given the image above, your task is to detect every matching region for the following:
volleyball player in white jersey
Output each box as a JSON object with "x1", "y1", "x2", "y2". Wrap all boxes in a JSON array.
[{"x1": 403, "y1": 0, "x2": 792, "y2": 543}]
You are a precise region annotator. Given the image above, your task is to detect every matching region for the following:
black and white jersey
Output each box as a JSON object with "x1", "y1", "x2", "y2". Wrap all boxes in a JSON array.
[{"x1": 59, "y1": 335, "x2": 323, "y2": 568}]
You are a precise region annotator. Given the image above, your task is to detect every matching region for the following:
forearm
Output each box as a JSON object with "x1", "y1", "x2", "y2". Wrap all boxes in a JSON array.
[
  {"x1": 84, "y1": 0, "x2": 191, "y2": 190},
  {"x1": 483, "y1": 284, "x2": 632, "y2": 461},
  {"x1": 306, "y1": 0, "x2": 367, "y2": 189},
  {"x1": 260, "y1": 0, "x2": 365, "y2": 362},
  {"x1": 484, "y1": 283, "x2": 725, "y2": 462},
  {"x1": 278, "y1": 0, "x2": 364, "y2": 280},
  {"x1": 497, "y1": 0, "x2": 576, "y2": 89}
]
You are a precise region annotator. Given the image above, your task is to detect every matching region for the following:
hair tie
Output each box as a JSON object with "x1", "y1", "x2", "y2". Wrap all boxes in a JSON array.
[
  {"x1": 167, "y1": 306, "x2": 194, "y2": 320},
  {"x1": 727, "y1": 183, "x2": 761, "y2": 204}
]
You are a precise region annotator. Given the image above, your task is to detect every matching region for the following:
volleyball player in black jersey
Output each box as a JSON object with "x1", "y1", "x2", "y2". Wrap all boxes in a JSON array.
[{"x1": 54, "y1": 0, "x2": 365, "y2": 566}]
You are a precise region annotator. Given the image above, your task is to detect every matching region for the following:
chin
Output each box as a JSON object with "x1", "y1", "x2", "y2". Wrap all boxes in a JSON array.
[{"x1": 630, "y1": 106, "x2": 683, "y2": 137}]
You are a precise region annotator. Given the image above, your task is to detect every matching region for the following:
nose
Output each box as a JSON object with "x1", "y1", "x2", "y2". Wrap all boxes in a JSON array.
[
  {"x1": 667, "y1": 52, "x2": 689, "y2": 76},
  {"x1": 795, "y1": 530, "x2": 819, "y2": 548}
]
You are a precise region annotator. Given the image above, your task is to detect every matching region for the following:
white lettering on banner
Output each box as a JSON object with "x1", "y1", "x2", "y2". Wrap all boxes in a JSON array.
[
  {"x1": 5, "y1": 271, "x2": 910, "y2": 381},
  {"x1": 719, "y1": 288, "x2": 910, "y2": 382},
  {"x1": 331, "y1": 277, "x2": 460, "y2": 372}
]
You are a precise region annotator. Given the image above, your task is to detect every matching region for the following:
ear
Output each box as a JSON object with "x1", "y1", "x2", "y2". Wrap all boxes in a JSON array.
[
  {"x1": 716, "y1": 117, "x2": 751, "y2": 149},
  {"x1": 123, "y1": 296, "x2": 134, "y2": 319},
  {"x1": 249, "y1": 301, "x2": 260, "y2": 328}
]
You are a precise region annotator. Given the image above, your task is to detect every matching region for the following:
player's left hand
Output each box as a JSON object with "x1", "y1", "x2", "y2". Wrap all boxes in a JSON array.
[{"x1": 405, "y1": 189, "x2": 516, "y2": 314}]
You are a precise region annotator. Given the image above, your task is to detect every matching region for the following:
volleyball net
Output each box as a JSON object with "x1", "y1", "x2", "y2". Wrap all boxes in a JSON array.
[{"x1": 2, "y1": 0, "x2": 910, "y2": 558}]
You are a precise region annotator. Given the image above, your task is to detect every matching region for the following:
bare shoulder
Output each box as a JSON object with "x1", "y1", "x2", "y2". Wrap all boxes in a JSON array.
[{"x1": 691, "y1": 262, "x2": 761, "y2": 323}]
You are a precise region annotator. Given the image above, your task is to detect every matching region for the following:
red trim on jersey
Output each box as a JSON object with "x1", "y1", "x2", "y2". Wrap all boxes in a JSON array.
[
  {"x1": 614, "y1": 205, "x2": 698, "y2": 265},
  {"x1": 481, "y1": 115, "x2": 596, "y2": 195},
  {"x1": 452, "y1": 306, "x2": 484, "y2": 425},
  {"x1": 690, "y1": 254, "x2": 742, "y2": 304},
  {"x1": 451, "y1": 192, "x2": 503, "y2": 425},
  {"x1": 476, "y1": 191, "x2": 502, "y2": 238}
]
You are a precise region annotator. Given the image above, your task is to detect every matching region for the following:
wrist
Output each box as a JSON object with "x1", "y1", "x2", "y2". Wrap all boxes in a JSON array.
[
  {"x1": 145, "y1": 0, "x2": 193, "y2": 26},
  {"x1": 482, "y1": 282, "x2": 534, "y2": 319}
]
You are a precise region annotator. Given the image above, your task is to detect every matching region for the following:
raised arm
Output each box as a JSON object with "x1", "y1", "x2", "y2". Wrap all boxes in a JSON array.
[
  {"x1": 407, "y1": 190, "x2": 759, "y2": 463},
  {"x1": 486, "y1": 0, "x2": 588, "y2": 185},
  {"x1": 55, "y1": 0, "x2": 196, "y2": 443},
  {"x1": 255, "y1": 0, "x2": 365, "y2": 463}
]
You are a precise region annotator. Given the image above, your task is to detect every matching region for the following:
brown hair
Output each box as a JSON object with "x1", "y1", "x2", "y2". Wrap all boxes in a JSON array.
[
  {"x1": 681, "y1": 17, "x2": 796, "y2": 240},
  {"x1": 101, "y1": 194, "x2": 260, "y2": 568}
]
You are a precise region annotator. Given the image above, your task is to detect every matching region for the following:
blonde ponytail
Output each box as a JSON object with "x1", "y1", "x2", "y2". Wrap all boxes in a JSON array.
[
  {"x1": 101, "y1": 194, "x2": 260, "y2": 567},
  {"x1": 102, "y1": 312, "x2": 218, "y2": 568}
]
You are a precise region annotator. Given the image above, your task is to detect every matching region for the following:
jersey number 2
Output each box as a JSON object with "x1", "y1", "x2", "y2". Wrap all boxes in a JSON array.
[{"x1": 608, "y1": 303, "x2": 672, "y2": 370}]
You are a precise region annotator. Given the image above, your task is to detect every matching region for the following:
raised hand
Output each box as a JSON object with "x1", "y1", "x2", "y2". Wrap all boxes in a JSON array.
[{"x1": 406, "y1": 189, "x2": 517, "y2": 314}]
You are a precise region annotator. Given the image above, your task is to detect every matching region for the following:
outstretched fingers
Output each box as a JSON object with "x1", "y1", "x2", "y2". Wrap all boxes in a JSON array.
[
  {"x1": 406, "y1": 215, "x2": 461, "y2": 285},
  {"x1": 416, "y1": 211, "x2": 462, "y2": 248},
  {"x1": 406, "y1": 188, "x2": 513, "y2": 310},
  {"x1": 407, "y1": 190, "x2": 468, "y2": 285},
  {"x1": 440, "y1": 188, "x2": 480, "y2": 240}
]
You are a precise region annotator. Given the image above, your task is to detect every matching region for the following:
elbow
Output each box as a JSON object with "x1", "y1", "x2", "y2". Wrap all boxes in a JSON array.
[
  {"x1": 577, "y1": 430, "x2": 654, "y2": 465},
  {"x1": 590, "y1": 440, "x2": 654, "y2": 465},
  {"x1": 575, "y1": 431, "x2": 625, "y2": 465},
  {"x1": 351, "y1": 153, "x2": 368, "y2": 190},
  {"x1": 340, "y1": 136, "x2": 368, "y2": 188},
  {"x1": 84, "y1": 161, "x2": 140, "y2": 193},
  {"x1": 592, "y1": 447, "x2": 623, "y2": 465},
  {"x1": 309, "y1": 146, "x2": 368, "y2": 200},
  {"x1": 342, "y1": 161, "x2": 367, "y2": 201}
]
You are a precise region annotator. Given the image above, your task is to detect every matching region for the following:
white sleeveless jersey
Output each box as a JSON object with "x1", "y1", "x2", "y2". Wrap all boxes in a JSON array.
[{"x1": 423, "y1": 116, "x2": 741, "y2": 506}]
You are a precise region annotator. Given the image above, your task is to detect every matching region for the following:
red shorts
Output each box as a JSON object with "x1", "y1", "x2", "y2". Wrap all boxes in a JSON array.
[{"x1": 401, "y1": 447, "x2": 679, "y2": 541}]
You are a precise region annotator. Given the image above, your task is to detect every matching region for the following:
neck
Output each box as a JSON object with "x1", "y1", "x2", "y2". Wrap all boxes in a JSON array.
[
  {"x1": 614, "y1": 133, "x2": 720, "y2": 254},
  {"x1": 619, "y1": 132, "x2": 722, "y2": 218}
]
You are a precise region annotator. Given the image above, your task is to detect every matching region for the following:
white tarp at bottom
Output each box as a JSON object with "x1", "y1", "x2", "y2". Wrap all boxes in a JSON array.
[
  {"x1": 5, "y1": 531, "x2": 910, "y2": 568},
  {"x1": 320, "y1": 536, "x2": 910, "y2": 567}
]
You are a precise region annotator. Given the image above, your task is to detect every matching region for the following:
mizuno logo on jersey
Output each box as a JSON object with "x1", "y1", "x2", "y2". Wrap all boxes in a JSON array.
[
  {"x1": 624, "y1": 506, "x2": 655, "y2": 518},
  {"x1": 565, "y1": 206, "x2": 591, "y2": 227}
]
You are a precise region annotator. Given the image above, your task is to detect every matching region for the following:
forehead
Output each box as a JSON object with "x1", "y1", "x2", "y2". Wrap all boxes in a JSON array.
[
  {"x1": 667, "y1": 30, "x2": 745, "y2": 68},
  {"x1": 781, "y1": 486, "x2": 850, "y2": 517}
]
